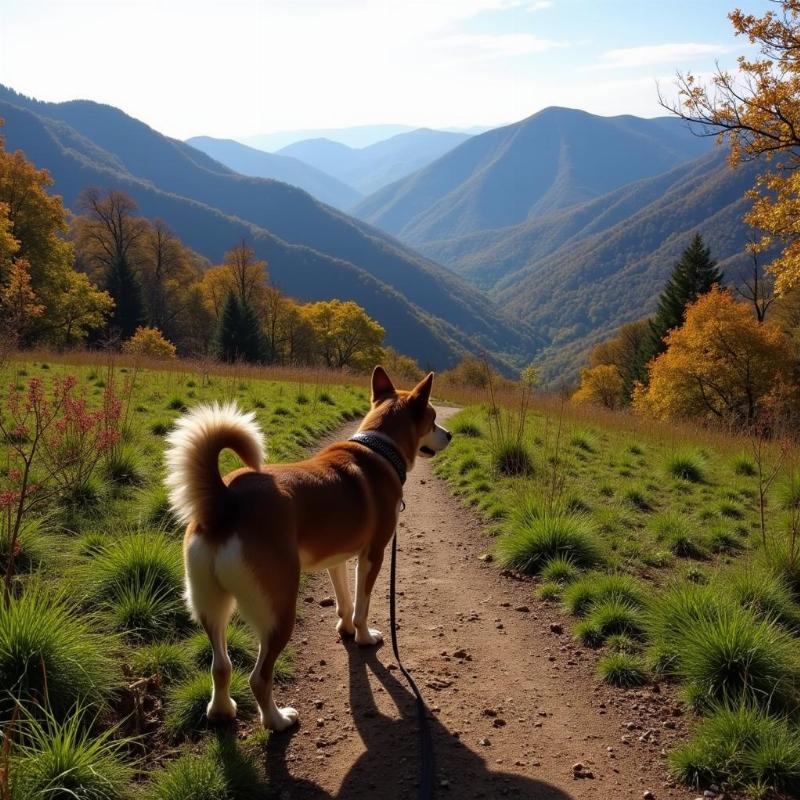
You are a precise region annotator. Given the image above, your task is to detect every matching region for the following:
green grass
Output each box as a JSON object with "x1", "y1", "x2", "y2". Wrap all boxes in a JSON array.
[
  {"x1": 188, "y1": 624, "x2": 258, "y2": 671},
  {"x1": 539, "y1": 554, "x2": 580, "y2": 584},
  {"x1": 597, "y1": 652, "x2": 648, "y2": 686},
  {"x1": 496, "y1": 510, "x2": 602, "y2": 574},
  {"x1": 648, "y1": 512, "x2": 708, "y2": 559},
  {"x1": 669, "y1": 705, "x2": 800, "y2": 794},
  {"x1": 492, "y1": 439, "x2": 534, "y2": 476},
  {"x1": 562, "y1": 572, "x2": 645, "y2": 617},
  {"x1": 102, "y1": 445, "x2": 147, "y2": 487},
  {"x1": 9, "y1": 705, "x2": 134, "y2": 800},
  {"x1": 664, "y1": 449, "x2": 706, "y2": 483},
  {"x1": 130, "y1": 641, "x2": 191, "y2": 683},
  {"x1": 165, "y1": 670, "x2": 258, "y2": 738},
  {"x1": 0, "y1": 582, "x2": 116, "y2": 722}
]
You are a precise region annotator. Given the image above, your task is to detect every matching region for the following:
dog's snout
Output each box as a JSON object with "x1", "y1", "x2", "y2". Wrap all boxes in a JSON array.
[{"x1": 446, "y1": 430, "x2": 452, "y2": 442}]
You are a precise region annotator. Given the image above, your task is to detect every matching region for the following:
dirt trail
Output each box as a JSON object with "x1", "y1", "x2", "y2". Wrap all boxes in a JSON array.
[{"x1": 264, "y1": 408, "x2": 696, "y2": 800}]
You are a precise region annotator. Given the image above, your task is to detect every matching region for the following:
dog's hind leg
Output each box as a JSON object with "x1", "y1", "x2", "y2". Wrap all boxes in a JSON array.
[
  {"x1": 250, "y1": 619, "x2": 298, "y2": 731},
  {"x1": 328, "y1": 561, "x2": 355, "y2": 636},
  {"x1": 353, "y1": 550, "x2": 384, "y2": 646},
  {"x1": 185, "y1": 534, "x2": 237, "y2": 721}
]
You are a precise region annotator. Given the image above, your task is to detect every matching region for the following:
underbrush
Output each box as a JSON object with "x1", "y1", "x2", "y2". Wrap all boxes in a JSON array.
[
  {"x1": 0, "y1": 358, "x2": 371, "y2": 796},
  {"x1": 435, "y1": 403, "x2": 800, "y2": 797}
]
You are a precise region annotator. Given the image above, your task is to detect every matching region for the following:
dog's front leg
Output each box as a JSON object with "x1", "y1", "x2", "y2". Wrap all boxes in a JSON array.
[
  {"x1": 328, "y1": 561, "x2": 356, "y2": 636},
  {"x1": 353, "y1": 550, "x2": 384, "y2": 646}
]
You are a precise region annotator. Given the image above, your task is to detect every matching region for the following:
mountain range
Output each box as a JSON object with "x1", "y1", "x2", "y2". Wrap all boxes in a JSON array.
[
  {"x1": 277, "y1": 129, "x2": 471, "y2": 196},
  {"x1": 1, "y1": 85, "x2": 760, "y2": 384},
  {"x1": 185, "y1": 136, "x2": 362, "y2": 210},
  {"x1": 0, "y1": 85, "x2": 534, "y2": 371}
]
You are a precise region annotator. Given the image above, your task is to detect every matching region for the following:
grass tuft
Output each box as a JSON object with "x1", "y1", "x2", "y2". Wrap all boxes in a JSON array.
[
  {"x1": 562, "y1": 572, "x2": 645, "y2": 617},
  {"x1": 497, "y1": 511, "x2": 602, "y2": 574},
  {"x1": 492, "y1": 440, "x2": 534, "y2": 477},
  {"x1": 664, "y1": 449, "x2": 706, "y2": 483},
  {"x1": 598, "y1": 652, "x2": 648, "y2": 686}
]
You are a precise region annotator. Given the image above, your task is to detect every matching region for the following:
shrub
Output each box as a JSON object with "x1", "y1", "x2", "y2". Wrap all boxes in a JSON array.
[
  {"x1": 707, "y1": 527, "x2": 744, "y2": 555},
  {"x1": 664, "y1": 449, "x2": 706, "y2": 483},
  {"x1": 295, "y1": 393, "x2": 308, "y2": 405},
  {"x1": 539, "y1": 555, "x2": 580, "y2": 585},
  {"x1": 763, "y1": 540, "x2": 800, "y2": 600},
  {"x1": 606, "y1": 632, "x2": 640, "y2": 654},
  {"x1": 122, "y1": 326, "x2": 177, "y2": 359},
  {"x1": 537, "y1": 581, "x2": 562, "y2": 601},
  {"x1": 725, "y1": 567, "x2": 800, "y2": 631},
  {"x1": 598, "y1": 653, "x2": 648, "y2": 686},
  {"x1": 10, "y1": 705, "x2": 133, "y2": 800},
  {"x1": 0, "y1": 517, "x2": 53, "y2": 575},
  {"x1": 319, "y1": 392, "x2": 335, "y2": 405},
  {"x1": 492, "y1": 440, "x2": 534, "y2": 477},
  {"x1": 719, "y1": 500, "x2": 744, "y2": 519},
  {"x1": 776, "y1": 470, "x2": 800, "y2": 511},
  {"x1": 0, "y1": 583, "x2": 116, "y2": 722},
  {"x1": 151, "y1": 420, "x2": 170, "y2": 436},
  {"x1": 130, "y1": 641, "x2": 191, "y2": 683},
  {"x1": 167, "y1": 397, "x2": 188, "y2": 412},
  {"x1": 165, "y1": 670, "x2": 257, "y2": 738},
  {"x1": 585, "y1": 597, "x2": 644, "y2": 638},
  {"x1": 669, "y1": 705, "x2": 800, "y2": 794},
  {"x1": 497, "y1": 511, "x2": 602, "y2": 574},
  {"x1": 563, "y1": 573, "x2": 645, "y2": 617},
  {"x1": 672, "y1": 605, "x2": 800, "y2": 710}
]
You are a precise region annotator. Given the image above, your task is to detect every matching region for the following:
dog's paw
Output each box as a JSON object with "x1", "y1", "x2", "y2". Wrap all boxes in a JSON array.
[
  {"x1": 207, "y1": 696, "x2": 237, "y2": 722},
  {"x1": 268, "y1": 705, "x2": 299, "y2": 732},
  {"x1": 337, "y1": 617, "x2": 356, "y2": 637},
  {"x1": 355, "y1": 627, "x2": 383, "y2": 646}
]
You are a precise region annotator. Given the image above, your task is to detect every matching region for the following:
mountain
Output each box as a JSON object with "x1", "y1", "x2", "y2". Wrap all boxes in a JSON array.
[
  {"x1": 185, "y1": 136, "x2": 362, "y2": 210},
  {"x1": 242, "y1": 124, "x2": 416, "y2": 152},
  {"x1": 354, "y1": 107, "x2": 716, "y2": 247},
  {"x1": 279, "y1": 128, "x2": 471, "y2": 195},
  {"x1": 484, "y1": 149, "x2": 761, "y2": 383},
  {"x1": 0, "y1": 86, "x2": 536, "y2": 370}
]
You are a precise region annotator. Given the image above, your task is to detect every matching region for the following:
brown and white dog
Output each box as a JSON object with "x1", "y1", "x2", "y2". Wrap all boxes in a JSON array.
[{"x1": 165, "y1": 367, "x2": 451, "y2": 731}]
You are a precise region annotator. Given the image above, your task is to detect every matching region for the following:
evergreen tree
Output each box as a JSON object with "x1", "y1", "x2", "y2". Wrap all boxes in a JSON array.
[
  {"x1": 106, "y1": 255, "x2": 145, "y2": 340},
  {"x1": 214, "y1": 292, "x2": 265, "y2": 363},
  {"x1": 634, "y1": 233, "x2": 723, "y2": 383}
]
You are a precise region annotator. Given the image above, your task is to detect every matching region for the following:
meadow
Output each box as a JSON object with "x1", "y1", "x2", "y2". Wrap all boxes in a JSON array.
[
  {"x1": 434, "y1": 398, "x2": 800, "y2": 798},
  {"x1": 0, "y1": 354, "x2": 369, "y2": 799}
]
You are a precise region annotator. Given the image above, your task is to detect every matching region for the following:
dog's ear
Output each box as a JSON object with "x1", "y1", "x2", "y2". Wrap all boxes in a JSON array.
[
  {"x1": 411, "y1": 372, "x2": 434, "y2": 408},
  {"x1": 371, "y1": 365, "x2": 396, "y2": 402}
]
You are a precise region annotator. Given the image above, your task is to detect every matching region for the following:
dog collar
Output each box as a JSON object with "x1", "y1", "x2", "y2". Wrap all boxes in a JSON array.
[{"x1": 349, "y1": 431, "x2": 407, "y2": 486}]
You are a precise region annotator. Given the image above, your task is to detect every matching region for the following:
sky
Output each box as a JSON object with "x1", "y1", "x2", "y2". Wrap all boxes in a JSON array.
[{"x1": 0, "y1": 0, "x2": 774, "y2": 142}]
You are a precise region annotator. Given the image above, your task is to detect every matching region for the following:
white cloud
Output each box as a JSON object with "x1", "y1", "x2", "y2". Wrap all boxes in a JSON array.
[
  {"x1": 592, "y1": 42, "x2": 733, "y2": 70},
  {"x1": 437, "y1": 32, "x2": 566, "y2": 61},
  {"x1": 527, "y1": 1, "x2": 553, "y2": 11}
]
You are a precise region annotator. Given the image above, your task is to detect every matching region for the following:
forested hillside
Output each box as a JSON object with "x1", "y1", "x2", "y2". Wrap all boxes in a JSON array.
[{"x1": 0, "y1": 86, "x2": 536, "y2": 370}]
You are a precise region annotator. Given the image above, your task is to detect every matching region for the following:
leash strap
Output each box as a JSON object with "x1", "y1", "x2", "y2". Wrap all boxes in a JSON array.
[{"x1": 390, "y1": 529, "x2": 436, "y2": 799}]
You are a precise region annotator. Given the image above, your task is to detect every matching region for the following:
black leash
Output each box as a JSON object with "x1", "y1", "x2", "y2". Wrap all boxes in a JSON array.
[{"x1": 389, "y1": 525, "x2": 436, "y2": 800}]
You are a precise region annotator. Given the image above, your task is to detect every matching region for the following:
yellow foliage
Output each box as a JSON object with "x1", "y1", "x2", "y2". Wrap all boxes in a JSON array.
[
  {"x1": 633, "y1": 287, "x2": 795, "y2": 424},
  {"x1": 122, "y1": 326, "x2": 178, "y2": 359},
  {"x1": 676, "y1": 2, "x2": 800, "y2": 292},
  {"x1": 301, "y1": 300, "x2": 384, "y2": 370},
  {"x1": 572, "y1": 364, "x2": 625, "y2": 409}
]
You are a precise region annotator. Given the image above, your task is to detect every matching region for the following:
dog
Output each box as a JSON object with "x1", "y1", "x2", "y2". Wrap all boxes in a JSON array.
[{"x1": 164, "y1": 366, "x2": 451, "y2": 731}]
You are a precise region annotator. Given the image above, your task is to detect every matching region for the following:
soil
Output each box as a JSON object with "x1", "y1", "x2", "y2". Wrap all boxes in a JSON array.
[{"x1": 262, "y1": 408, "x2": 700, "y2": 800}]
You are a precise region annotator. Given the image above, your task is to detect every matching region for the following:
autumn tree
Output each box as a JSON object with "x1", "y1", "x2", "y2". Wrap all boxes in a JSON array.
[
  {"x1": 588, "y1": 318, "x2": 651, "y2": 400},
  {"x1": 666, "y1": 1, "x2": 800, "y2": 294},
  {"x1": 74, "y1": 188, "x2": 146, "y2": 339},
  {"x1": 303, "y1": 300, "x2": 384, "y2": 369},
  {"x1": 633, "y1": 287, "x2": 796, "y2": 425},
  {"x1": 122, "y1": 326, "x2": 178, "y2": 359},
  {"x1": 0, "y1": 137, "x2": 112, "y2": 344},
  {"x1": 572, "y1": 364, "x2": 625, "y2": 409}
]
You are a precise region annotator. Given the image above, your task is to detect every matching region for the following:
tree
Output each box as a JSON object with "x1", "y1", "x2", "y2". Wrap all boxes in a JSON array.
[
  {"x1": 665, "y1": 2, "x2": 800, "y2": 294},
  {"x1": 572, "y1": 364, "x2": 625, "y2": 409},
  {"x1": 122, "y1": 326, "x2": 178, "y2": 359},
  {"x1": 589, "y1": 318, "x2": 651, "y2": 400},
  {"x1": 645, "y1": 233, "x2": 723, "y2": 363},
  {"x1": 0, "y1": 139, "x2": 112, "y2": 345},
  {"x1": 303, "y1": 300, "x2": 384, "y2": 369},
  {"x1": 214, "y1": 292, "x2": 265, "y2": 363},
  {"x1": 736, "y1": 242, "x2": 775, "y2": 322},
  {"x1": 0, "y1": 259, "x2": 43, "y2": 341},
  {"x1": 73, "y1": 188, "x2": 146, "y2": 339},
  {"x1": 633, "y1": 287, "x2": 796, "y2": 425}
]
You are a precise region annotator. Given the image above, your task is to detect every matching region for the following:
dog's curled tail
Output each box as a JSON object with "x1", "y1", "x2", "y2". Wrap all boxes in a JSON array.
[{"x1": 164, "y1": 401, "x2": 265, "y2": 526}]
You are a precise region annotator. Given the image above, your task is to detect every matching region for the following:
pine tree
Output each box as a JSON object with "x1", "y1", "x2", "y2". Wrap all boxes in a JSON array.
[
  {"x1": 214, "y1": 292, "x2": 265, "y2": 363},
  {"x1": 633, "y1": 234, "x2": 723, "y2": 383},
  {"x1": 106, "y1": 255, "x2": 145, "y2": 340}
]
